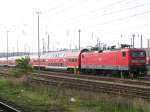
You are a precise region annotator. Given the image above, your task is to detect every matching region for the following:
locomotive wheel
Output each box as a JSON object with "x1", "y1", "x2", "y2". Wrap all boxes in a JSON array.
[
  {"x1": 120, "y1": 71, "x2": 124, "y2": 79},
  {"x1": 129, "y1": 72, "x2": 135, "y2": 79}
]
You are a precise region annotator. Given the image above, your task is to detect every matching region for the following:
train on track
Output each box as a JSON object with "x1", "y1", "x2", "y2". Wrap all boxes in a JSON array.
[{"x1": 0, "y1": 45, "x2": 147, "y2": 77}]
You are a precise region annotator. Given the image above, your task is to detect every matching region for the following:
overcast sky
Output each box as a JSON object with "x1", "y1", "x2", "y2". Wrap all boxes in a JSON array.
[{"x1": 0, "y1": 0, "x2": 150, "y2": 53}]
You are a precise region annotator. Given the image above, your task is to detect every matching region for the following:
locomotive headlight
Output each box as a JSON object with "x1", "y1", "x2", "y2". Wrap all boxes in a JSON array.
[
  {"x1": 131, "y1": 60, "x2": 138, "y2": 63},
  {"x1": 131, "y1": 60, "x2": 145, "y2": 63}
]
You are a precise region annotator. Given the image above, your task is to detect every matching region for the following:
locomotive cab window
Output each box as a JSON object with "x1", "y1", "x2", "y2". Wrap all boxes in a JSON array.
[
  {"x1": 132, "y1": 51, "x2": 145, "y2": 57},
  {"x1": 122, "y1": 52, "x2": 126, "y2": 57}
]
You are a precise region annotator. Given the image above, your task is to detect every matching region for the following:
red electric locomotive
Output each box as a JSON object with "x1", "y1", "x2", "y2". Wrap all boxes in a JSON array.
[{"x1": 80, "y1": 48, "x2": 146, "y2": 77}]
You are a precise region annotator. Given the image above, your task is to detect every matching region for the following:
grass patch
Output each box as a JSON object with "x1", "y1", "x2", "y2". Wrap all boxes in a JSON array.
[
  {"x1": 9, "y1": 68, "x2": 26, "y2": 78},
  {"x1": 0, "y1": 77, "x2": 150, "y2": 112}
]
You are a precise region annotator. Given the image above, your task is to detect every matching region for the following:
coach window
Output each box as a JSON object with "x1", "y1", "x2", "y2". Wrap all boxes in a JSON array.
[
  {"x1": 68, "y1": 59, "x2": 71, "y2": 62},
  {"x1": 122, "y1": 52, "x2": 126, "y2": 57},
  {"x1": 75, "y1": 58, "x2": 77, "y2": 62},
  {"x1": 72, "y1": 58, "x2": 74, "y2": 62}
]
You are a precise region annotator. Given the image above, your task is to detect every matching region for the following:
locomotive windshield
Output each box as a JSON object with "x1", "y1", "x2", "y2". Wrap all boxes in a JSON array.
[{"x1": 132, "y1": 51, "x2": 145, "y2": 58}]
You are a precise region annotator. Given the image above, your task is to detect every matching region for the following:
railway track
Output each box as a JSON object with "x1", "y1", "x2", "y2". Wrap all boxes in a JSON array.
[
  {"x1": 28, "y1": 73, "x2": 150, "y2": 100},
  {"x1": 0, "y1": 102, "x2": 20, "y2": 112},
  {"x1": 0, "y1": 67, "x2": 11, "y2": 76},
  {"x1": 30, "y1": 70, "x2": 150, "y2": 99},
  {"x1": 1, "y1": 67, "x2": 150, "y2": 87},
  {"x1": 33, "y1": 70, "x2": 150, "y2": 87},
  {"x1": 1, "y1": 67, "x2": 150, "y2": 89},
  {"x1": 139, "y1": 76, "x2": 150, "y2": 81}
]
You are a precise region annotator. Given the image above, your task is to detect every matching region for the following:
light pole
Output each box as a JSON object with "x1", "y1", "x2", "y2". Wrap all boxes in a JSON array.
[
  {"x1": 12, "y1": 46, "x2": 14, "y2": 56},
  {"x1": 147, "y1": 39, "x2": 150, "y2": 56},
  {"x1": 53, "y1": 45, "x2": 54, "y2": 51},
  {"x1": 56, "y1": 42, "x2": 59, "y2": 51},
  {"x1": 44, "y1": 42, "x2": 46, "y2": 53},
  {"x1": 46, "y1": 33, "x2": 50, "y2": 52},
  {"x1": 78, "y1": 29, "x2": 81, "y2": 50},
  {"x1": 28, "y1": 46, "x2": 30, "y2": 55},
  {"x1": 70, "y1": 44, "x2": 72, "y2": 50},
  {"x1": 17, "y1": 40, "x2": 19, "y2": 56},
  {"x1": 130, "y1": 38, "x2": 132, "y2": 48},
  {"x1": 140, "y1": 34, "x2": 143, "y2": 48},
  {"x1": 98, "y1": 41, "x2": 101, "y2": 50},
  {"x1": 42, "y1": 38, "x2": 44, "y2": 54},
  {"x1": 97, "y1": 38, "x2": 99, "y2": 48},
  {"x1": 36, "y1": 11, "x2": 41, "y2": 74},
  {"x1": 6, "y1": 31, "x2": 9, "y2": 66},
  {"x1": 48, "y1": 34, "x2": 50, "y2": 52},
  {"x1": 24, "y1": 43, "x2": 27, "y2": 55},
  {"x1": 132, "y1": 34, "x2": 135, "y2": 48},
  {"x1": 148, "y1": 39, "x2": 150, "y2": 48}
]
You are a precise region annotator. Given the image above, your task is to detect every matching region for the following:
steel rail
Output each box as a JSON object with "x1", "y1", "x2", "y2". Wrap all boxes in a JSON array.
[
  {"x1": 32, "y1": 71, "x2": 150, "y2": 87},
  {"x1": 28, "y1": 74, "x2": 150, "y2": 100},
  {"x1": 0, "y1": 102, "x2": 20, "y2": 112}
]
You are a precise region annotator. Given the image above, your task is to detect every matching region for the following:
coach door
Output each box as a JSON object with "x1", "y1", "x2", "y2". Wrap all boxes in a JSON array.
[{"x1": 79, "y1": 49, "x2": 89, "y2": 70}]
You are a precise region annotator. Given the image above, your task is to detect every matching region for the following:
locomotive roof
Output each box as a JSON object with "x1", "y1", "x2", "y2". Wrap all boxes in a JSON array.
[{"x1": 82, "y1": 48, "x2": 145, "y2": 54}]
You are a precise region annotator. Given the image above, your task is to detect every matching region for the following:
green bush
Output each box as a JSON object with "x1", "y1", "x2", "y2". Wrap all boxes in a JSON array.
[
  {"x1": 10, "y1": 56, "x2": 33, "y2": 78},
  {"x1": 16, "y1": 56, "x2": 33, "y2": 73}
]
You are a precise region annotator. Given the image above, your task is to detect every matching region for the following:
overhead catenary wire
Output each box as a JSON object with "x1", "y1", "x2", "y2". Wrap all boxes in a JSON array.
[
  {"x1": 62, "y1": 0, "x2": 130, "y2": 23},
  {"x1": 68, "y1": 1, "x2": 150, "y2": 24},
  {"x1": 44, "y1": 0, "x2": 150, "y2": 29},
  {"x1": 42, "y1": 0, "x2": 129, "y2": 21},
  {"x1": 83, "y1": 9, "x2": 150, "y2": 29},
  {"x1": 46, "y1": 1, "x2": 150, "y2": 30},
  {"x1": 42, "y1": 0, "x2": 88, "y2": 20},
  {"x1": 43, "y1": 0, "x2": 75, "y2": 14}
]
